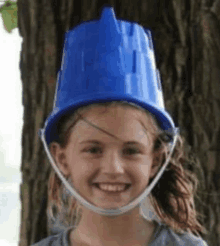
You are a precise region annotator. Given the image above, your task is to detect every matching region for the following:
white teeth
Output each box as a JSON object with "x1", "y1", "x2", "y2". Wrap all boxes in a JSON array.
[{"x1": 98, "y1": 184, "x2": 126, "y2": 192}]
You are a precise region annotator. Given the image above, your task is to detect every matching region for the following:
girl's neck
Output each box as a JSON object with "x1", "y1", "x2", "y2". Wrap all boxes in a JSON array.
[{"x1": 69, "y1": 207, "x2": 158, "y2": 246}]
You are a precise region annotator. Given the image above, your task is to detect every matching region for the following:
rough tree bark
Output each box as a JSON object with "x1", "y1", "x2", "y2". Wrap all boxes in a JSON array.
[{"x1": 17, "y1": 0, "x2": 220, "y2": 245}]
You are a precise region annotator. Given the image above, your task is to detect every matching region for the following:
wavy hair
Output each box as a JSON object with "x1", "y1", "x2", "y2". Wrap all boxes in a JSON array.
[{"x1": 46, "y1": 101, "x2": 207, "y2": 236}]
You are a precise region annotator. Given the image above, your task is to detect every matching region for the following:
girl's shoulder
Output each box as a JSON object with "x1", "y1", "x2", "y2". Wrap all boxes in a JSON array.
[
  {"x1": 150, "y1": 221, "x2": 208, "y2": 246},
  {"x1": 31, "y1": 227, "x2": 72, "y2": 246},
  {"x1": 31, "y1": 222, "x2": 208, "y2": 246}
]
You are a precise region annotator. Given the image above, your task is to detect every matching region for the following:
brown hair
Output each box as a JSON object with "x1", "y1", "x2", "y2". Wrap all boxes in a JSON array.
[{"x1": 47, "y1": 101, "x2": 207, "y2": 236}]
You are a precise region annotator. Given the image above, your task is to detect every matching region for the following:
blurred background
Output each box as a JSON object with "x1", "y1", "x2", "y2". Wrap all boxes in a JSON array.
[
  {"x1": 0, "y1": 15, "x2": 23, "y2": 246},
  {"x1": 1, "y1": 0, "x2": 220, "y2": 245}
]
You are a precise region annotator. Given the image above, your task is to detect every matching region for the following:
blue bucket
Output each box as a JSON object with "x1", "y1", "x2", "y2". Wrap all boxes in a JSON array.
[{"x1": 41, "y1": 6, "x2": 176, "y2": 145}]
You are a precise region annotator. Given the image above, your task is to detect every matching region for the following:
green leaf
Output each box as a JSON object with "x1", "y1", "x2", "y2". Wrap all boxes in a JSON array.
[{"x1": 0, "y1": 1, "x2": 18, "y2": 33}]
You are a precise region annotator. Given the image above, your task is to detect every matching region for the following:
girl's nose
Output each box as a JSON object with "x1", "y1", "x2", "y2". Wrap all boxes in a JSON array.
[{"x1": 100, "y1": 151, "x2": 125, "y2": 175}]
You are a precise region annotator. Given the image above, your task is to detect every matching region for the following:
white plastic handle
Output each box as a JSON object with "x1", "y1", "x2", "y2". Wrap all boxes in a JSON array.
[{"x1": 40, "y1": 128, "x2": 179, "y2": 216}]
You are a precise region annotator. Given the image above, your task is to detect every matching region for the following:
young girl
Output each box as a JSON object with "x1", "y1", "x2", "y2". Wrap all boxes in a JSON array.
[{"x1": 33, "y1": 6, "x2": 208, "y2": 246}]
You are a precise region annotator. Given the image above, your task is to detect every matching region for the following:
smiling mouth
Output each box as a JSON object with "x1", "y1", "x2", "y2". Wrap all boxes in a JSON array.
[{"x1": 93, "y1": 183, "x2": 131, "y2": 193}]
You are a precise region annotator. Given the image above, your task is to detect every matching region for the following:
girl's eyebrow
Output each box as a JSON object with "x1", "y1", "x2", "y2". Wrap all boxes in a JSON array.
[{"x1": 79, "y1": 139, "x2": 147, "y2": 148}]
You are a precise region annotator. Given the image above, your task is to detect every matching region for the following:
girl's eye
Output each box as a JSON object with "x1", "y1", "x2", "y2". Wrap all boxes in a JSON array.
[
  {"x1": 84, "y1": 147, "x2": 140, "y2": 155},
  {"x1": 123, "y1": 148, "x2": 140, "y2": 155},
  {"x1": 85, "y1": 147, "x2": 102, "y2": 154}
]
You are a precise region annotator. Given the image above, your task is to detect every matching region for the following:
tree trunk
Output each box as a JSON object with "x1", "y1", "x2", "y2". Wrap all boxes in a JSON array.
[{"x1": 17, "y1": 0, "x2": 220, "y2": 245}]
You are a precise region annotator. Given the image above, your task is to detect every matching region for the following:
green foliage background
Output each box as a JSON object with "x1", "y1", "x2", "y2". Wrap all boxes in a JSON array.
[{"x1": 0, "y1": 0, "x2": 17, "y2": 33}]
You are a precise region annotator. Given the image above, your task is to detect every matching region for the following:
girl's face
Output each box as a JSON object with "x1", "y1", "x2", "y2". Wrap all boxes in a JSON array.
[{"x1": 51, "y1": 106, "x2": 161, "y2": 209}]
